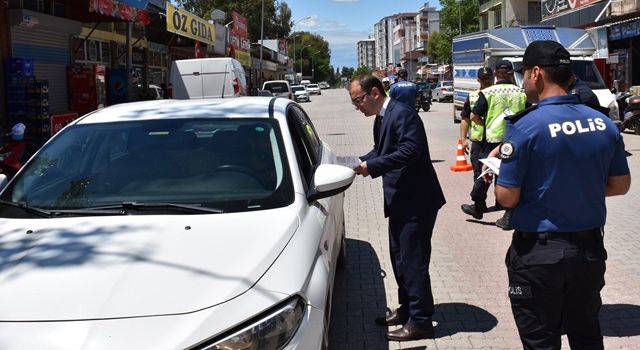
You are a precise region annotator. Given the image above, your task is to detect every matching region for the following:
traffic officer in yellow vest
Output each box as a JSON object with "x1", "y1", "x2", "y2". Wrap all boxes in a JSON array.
[
  {"x1": 461, "y1": 60, "x2": 527, "y2": 229},
  {"x1": 459, "y1": 66, "x2": 494, "y2": 185}
]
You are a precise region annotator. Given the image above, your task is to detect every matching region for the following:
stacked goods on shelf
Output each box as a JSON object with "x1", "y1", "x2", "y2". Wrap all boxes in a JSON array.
[
  {"x1": 4, "y1": 58, "x2": 34, "y2": 125},
  {"x1": 26, "y1": 80, "x2": 50, "y2": 150}
]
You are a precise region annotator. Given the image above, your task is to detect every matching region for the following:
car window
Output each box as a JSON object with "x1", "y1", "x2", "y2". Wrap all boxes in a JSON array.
[
  {"x1": 443, "y1": 81, "x2": 453, "y2": 87},
  {"x1": 291, "y1": 86, "x2": 305, "y2": 92},
  {"x1": 0, "y1": 119, "x2": 294, "y2": 213},
  {"x1": 263, "y1": 82, "x2": 289, "y2": 93},
  {"x1": 308, "y1": 84, "x2": 319, "y2": 88},
  {"x1": 286, "y1": 106, "x2": 322, "y2": 186}
]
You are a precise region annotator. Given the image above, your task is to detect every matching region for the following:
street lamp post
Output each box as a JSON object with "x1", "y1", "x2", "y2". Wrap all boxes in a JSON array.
[
  {"x1": 290, "y1": 16, "x2": 311, "y2": 83},
  {"x1": 223, "y1": 20, "x2": 233, "y2": 57},
  {"x1": 299, "y1": 44, "x2": 311, "y2": 79},
  {"x1": 311, "y1": 50, "x2": 320, "y2": 82},
  {"x1": 259, "y1": 0, "x2": 264, "y2": 86}
]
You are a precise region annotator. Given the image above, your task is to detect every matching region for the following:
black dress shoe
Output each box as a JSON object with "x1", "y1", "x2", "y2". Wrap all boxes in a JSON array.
[
  {"x1": 461, "y1": 201, "x2": 486, "y2": 220},
  {"x1": 387, "y1": 323, "x2": 435, "y2": 341},
  {"x1": 374, "y1": 308, "x2": 408, "y2": 326}
]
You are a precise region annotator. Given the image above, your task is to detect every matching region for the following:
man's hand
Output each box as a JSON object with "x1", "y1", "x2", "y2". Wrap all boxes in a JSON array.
[
  {"x1": 355, "y1": 161, "x2": 369, "y2": 177},
  {"x1": 481, "y1": 164, "x2": 493, "y2": 184}
]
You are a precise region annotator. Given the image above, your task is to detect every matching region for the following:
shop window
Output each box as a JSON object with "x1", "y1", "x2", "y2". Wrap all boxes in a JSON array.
[
  {"x1": 528, "y1": 2, "x2": 541, "y2": 24},
  {"x1": 23, "y1": 0, "x2": 38, "y2": 11},
  {"x1": 493, "y1": 7, "x2": 502, "y2": 28},
  {"x1": 52, "y1": 0, "x2": 64, "y2": 16},
  {"x1": 101, "y1": 42, "x2": 111, "y2": 63},
  {"x1": 73, "y1": 37, "x2": 86, "y2": 61},
  {"x1": 88, "y1": 40, "x2": 99, "y2": 62}
]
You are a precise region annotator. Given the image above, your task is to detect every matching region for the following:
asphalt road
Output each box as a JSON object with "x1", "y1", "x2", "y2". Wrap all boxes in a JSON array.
[{"x1": 302, "y1": 88, "x2": 640, "y2": 350}]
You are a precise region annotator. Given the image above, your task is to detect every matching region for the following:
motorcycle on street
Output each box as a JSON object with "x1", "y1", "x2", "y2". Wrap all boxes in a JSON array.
[
  {"x1": 615, "y1": 90, "x2": 640, "y2": 135},
  {"x1": 415, "y1": 86, "x2": 432, "y2": 112}
]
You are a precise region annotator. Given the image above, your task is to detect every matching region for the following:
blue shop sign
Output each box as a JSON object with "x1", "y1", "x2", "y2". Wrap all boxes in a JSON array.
[
  {"x1": 610, "y1": 19, "x2": 640, "y2": 41},
  {"x1": 120, "y1": 0, "x2": 148, "y2": 9}
]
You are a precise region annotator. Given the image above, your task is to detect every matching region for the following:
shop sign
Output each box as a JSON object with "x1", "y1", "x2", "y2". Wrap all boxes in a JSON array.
[
  {"x1": 588, "y1": 27, "x2": 609, "y2": 59},
  {"x1": 51, "y1": 112, "x2": 79, "y2": 136},
  {"x1": 278, "y1": 39, "x2": 287, "y2": 56},
  {"x1": 541, "y1": 0, "x2": 603, "y2": 20},
  {"x1": 120, "y1": 0, "x2": 148, "y2": 9},
  {"x1": 166, "y1": 3, "x2": 215, "y2": 46},
  {"x1": 20, "y1": 15, "x2": 39, "y2": 27},
  {"x1": 609, "y1": 19, "x2": 640, "y2": 41},
  {"x1": 229, "y1": 12, "x2": 251, "y2": 67},
  {"x1": 232, "y1": 11, "x2": 248, "y2": 37}
]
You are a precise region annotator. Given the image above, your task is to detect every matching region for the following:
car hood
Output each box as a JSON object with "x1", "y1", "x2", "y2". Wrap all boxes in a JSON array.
[{"x1": 0, "y1": 209, "x2": 299, "y2": 321}]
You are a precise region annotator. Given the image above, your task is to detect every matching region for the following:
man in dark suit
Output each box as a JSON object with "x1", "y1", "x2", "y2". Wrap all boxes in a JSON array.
[{"x1": 349, "y1": 75, "x2": 446, "y2": 341}]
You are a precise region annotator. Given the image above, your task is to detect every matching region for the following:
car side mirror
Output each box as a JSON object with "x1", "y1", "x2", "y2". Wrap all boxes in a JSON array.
[
  {"x1": 307, "y1": 164, "x2": 355, "y2": 202},
  {"x1": 0, "y1": 174, "x2": 7, "y2": 192},
  {"x1": 611, "y1": 87, "x2": 618, "y2": 94}
]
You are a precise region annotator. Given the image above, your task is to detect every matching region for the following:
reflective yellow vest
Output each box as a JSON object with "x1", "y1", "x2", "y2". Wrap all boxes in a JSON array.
[{"x1": 481, "y1": 84, "x2": 527, "y2": 143}]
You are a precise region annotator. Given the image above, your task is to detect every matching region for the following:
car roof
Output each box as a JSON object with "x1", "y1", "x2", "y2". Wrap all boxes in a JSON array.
[{"x1": 75, "y1": 97, "x2": 292, "y2": 124}]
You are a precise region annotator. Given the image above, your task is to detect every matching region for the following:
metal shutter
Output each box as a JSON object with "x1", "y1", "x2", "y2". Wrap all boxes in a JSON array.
[{"x1": 11, "y1": 27, "x2": 70, "y2": 113}]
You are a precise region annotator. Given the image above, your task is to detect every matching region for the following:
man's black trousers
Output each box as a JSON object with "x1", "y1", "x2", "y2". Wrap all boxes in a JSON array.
[
  {"x1": 470, "y1": 140, "x2": 483, "y2": 182},
  {"x1": 506, "y1": 229, "x2": 607, "y2": 350},
  {"x1": 388, "y1": 210, "x2": 438, "y2": 328},
  {"x1": 470, "y1": 142, "x2": 500, "y2": 202}
]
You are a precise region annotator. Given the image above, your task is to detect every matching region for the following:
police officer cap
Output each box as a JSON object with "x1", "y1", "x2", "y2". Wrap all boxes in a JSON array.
[
  {"x1": 522, "y1": 40, "x2": 571, "y2": 69},
  {"x1": 397, "y1": 68, "x2": 408, "y2": 78},
  {"x1": 495, "y1": 60, "x2": 513, "y2": 73},
  {"x1": 477, "y1": 66, "x2": 493, "y2": 77}
]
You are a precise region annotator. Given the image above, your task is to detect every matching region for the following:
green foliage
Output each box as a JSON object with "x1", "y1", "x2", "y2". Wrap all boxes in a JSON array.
[
  {"x1": 288, "y1": 32, "x2": 331, "y2": 82},
  {"x1": 428, "y1": 0, "x2": 479, "y2": 64},
  {"x1": 353, "y1": 66, "x2": 372, "y2": 77},
  {"x1": 176, "y1": 0, "x2": 292, "y2": 42},
  {"x1": 428, "y1": 31, "x2": 453, "y2": 65},
  {"x1": 439, "y1": 0, "x2": 479, "y2": 37},
  {"x1": 340, "y1": 67, "x2": 355, "y2": 79}
]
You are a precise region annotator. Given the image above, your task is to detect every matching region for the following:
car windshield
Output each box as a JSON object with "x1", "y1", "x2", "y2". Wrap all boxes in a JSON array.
[
  {"x1": 291, "y1": 86, "x2": 305, "y2": 92},
  {"x1": 513, "y1": 61, "x2": 606, "y2": 90},
  {"x1": 263, "y1": 82, "x2": 288, "y2": 93},
  {"x1": 442, "y1": 81, "x2": 453, "y2": 87},
  {"x1": 308, "y1": 84, "x2": 319, "y2": 88},
  {"x1": 0, "y1": 118, "x2": 294, "y2": 213}
]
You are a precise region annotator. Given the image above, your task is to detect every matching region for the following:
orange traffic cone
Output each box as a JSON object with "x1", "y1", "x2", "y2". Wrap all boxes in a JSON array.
[{"x1": 450, "y1": 139, "x2": 473, "y2": 172}]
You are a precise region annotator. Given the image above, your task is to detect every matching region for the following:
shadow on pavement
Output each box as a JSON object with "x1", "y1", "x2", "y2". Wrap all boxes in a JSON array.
[
  {"x1": 433, "y1": 302, "x2": 498, "y2": 338},
  {"x1": 329, "y1": 238, "x2": 388, "y2": 350},
  {"x1": 600, "y1": 304, "x2": 640, "y2": 337}
]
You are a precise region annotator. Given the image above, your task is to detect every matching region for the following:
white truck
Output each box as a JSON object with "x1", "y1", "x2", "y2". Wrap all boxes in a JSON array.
[{"x1": 452, "y1": 26, "x2": 619, "y2": 126}]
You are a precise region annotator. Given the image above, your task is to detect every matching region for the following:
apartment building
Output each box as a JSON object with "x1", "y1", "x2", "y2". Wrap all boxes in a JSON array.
[{"x1": 357, "y1": 38, "x2": 376, "y2": 69}]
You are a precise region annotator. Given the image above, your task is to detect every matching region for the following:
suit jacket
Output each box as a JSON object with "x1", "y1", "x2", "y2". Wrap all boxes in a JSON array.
[{"x1": 360, "y1": 99, "x2": 446, "y2": 219}]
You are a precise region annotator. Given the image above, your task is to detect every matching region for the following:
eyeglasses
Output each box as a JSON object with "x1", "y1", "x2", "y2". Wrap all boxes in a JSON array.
[{"x1": 351, "y1": 92, "x2": 369, "y2": 106}]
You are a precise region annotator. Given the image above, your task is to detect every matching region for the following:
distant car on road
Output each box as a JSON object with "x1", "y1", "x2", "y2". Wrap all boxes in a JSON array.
[
  {"x1": 0, "y1": 97, "x2": 355, "y2": 349},
  {"x1": 306, "y1": 84, "x2": 321, "y2": 95},
  {"x1": 291, "y1": 84, "x2": 310, "y2": 102},
  {"x1": 318, "y1": 82, "x2": 330, "y2": 89},
  {"x1": 432, "y1": 80, "x2": 454, "y2": 102},
  {"x1": 262, "y1": 80, "x2": 293, "y2": 100}
]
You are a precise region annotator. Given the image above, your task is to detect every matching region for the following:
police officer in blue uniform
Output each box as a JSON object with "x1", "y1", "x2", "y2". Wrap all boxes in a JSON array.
[
  {"x1": 389, "y1": 68, "x2": 418, "y2": 109},
  {"x1": 494, "y1": 41, "x2": 631, "y2": 349}
]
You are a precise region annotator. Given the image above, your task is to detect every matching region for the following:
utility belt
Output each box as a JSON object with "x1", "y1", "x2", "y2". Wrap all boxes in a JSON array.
[{"x1": 514, "y1": 228, "x2": 603, "y2": 242}]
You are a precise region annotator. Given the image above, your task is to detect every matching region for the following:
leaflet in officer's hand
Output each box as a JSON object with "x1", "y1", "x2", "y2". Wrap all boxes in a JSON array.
[
  {"x1": 478, "y1": 157, "x2": 501, "y2": 179},
  {"x1": 336, "y1": 156, "x2": 361, "y2": 169}
]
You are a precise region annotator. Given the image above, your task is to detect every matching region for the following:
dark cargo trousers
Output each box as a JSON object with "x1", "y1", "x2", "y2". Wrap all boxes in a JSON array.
[{"x1": 506, "y1": 229, "x2": 606, "y2": 350}]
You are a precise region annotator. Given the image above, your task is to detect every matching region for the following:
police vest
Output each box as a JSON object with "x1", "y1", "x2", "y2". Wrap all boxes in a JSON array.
[
  {"x1": 468, "y1": 90, "x2": 484, "y2": 141},
  {"x1": 482, "y1": 84, "x2": 527, "y2": 143}
]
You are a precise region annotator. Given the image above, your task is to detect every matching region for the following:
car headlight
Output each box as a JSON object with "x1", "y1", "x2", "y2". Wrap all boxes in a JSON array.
[
  {"x1": 608, "y1": 100, "x2": 620, "y2": 121},
  {"x1": 194, "y1": 296, "x2": 306, "y2": 350}
]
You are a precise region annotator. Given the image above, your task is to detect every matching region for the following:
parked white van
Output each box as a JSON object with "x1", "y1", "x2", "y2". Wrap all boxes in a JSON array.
[{"x1": 170, "y1": 58, "x2": 247, "y2": 99}]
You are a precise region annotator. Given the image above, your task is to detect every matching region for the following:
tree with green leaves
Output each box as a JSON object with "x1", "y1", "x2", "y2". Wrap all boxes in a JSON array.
[
  {"x1": 353, "y1": 66, "x2": 372, "y2": 77},
  {"x1": 428, "y1": 0, "x2": 479, "y2": 64},
  {"x1": 176, "y1": 0, "x2": 292, "y2": 42},
  {"x1": 288, "y1": 32, "x2": 331, "y2": 82}
]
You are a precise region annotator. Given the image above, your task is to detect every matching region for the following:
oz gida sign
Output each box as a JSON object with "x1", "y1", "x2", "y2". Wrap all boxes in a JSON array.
[{"x1": 166, "y1": 3, "x2": 215, "y2": 46}]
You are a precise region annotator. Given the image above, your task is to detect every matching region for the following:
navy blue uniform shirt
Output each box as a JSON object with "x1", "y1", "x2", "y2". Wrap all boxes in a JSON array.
[
  {"x1": 497, "y1": 95, "x2": 629, "y2": 232},
  {"x1": 390, "y1": 80, "x2": 418, "y2": 108}
]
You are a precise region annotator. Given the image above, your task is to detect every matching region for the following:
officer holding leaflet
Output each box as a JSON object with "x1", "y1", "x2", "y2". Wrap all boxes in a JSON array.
[{"x1": 495, "y1": 40, "x2": 631, "y2": 349}]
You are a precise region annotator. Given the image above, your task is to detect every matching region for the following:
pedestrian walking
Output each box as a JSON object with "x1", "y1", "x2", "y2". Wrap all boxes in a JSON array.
[
  {"x1": 459, "y1": 66, "x2": 494, "y2": 183},
  {"x1": 494, "y1": 40, "x2": 631, "y2": 350},
  {"x1": 348, "y1": 74, "x2": 446, "y2": 341},
  {"x1": 389, "y1": 68, "x2": 418, "y2": 109},
  {"x1": 460, "y1": 60, "x2": 527, "y2": 229}
]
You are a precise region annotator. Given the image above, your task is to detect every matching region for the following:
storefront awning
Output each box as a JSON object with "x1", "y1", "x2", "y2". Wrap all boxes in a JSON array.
[{"x1": 541, "y1": 1, "x2": 609, "y2": 28}]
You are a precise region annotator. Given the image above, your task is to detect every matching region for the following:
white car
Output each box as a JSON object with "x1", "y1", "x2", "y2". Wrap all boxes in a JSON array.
[
  {"x1": 0, "y1": 97, "x2": 355, "y2": 349},
  {"x1": 432, "y1": 80, "x2": 454, "y2": 102},
  {"x1": 291, "y1": 84, "x2": 310, "y2": 102},
  {"x1": 306, "y1": 84, "x2": 321, "y2": 95}
]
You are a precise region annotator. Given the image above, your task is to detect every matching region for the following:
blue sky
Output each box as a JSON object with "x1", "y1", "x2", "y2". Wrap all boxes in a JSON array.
[{"x1": 284, "y1": 0, "x2": 439, "y2": 69}]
